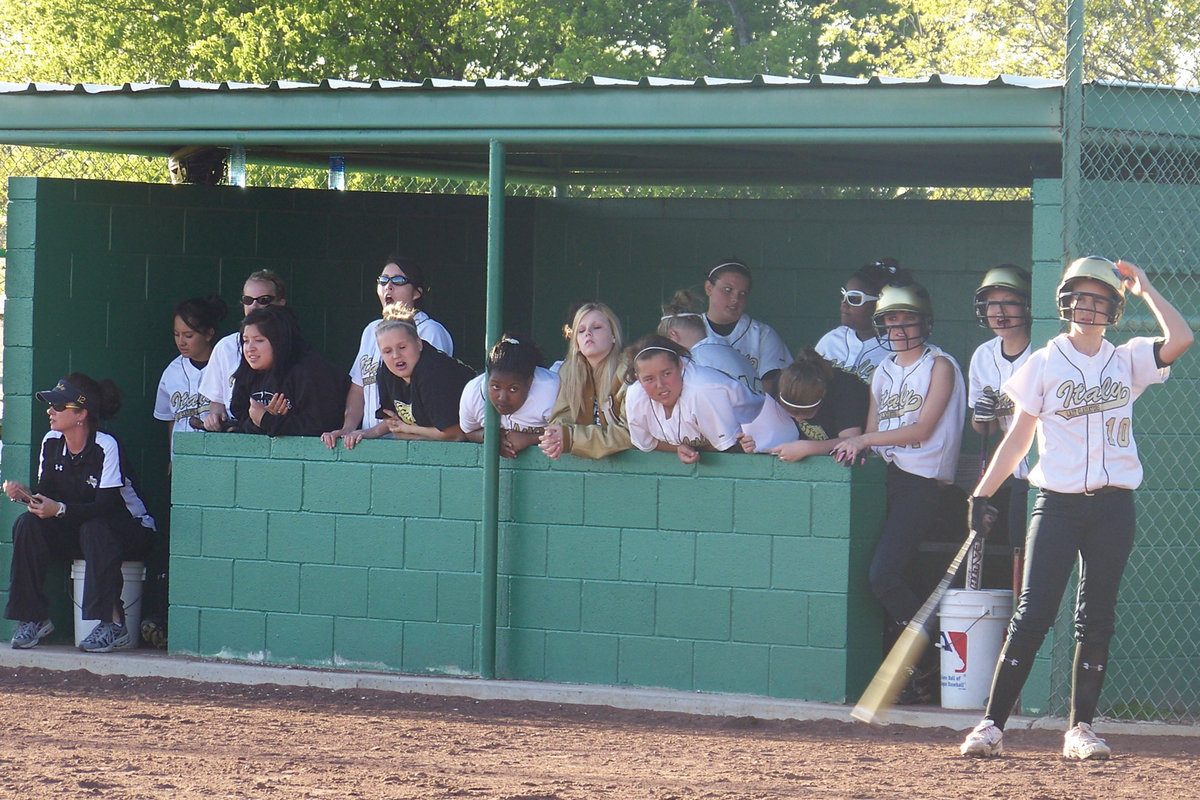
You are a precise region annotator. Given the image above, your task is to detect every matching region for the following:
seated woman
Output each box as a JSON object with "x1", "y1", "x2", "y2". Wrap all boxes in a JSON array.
[
  {"x1": 4, "y1": 373, "x2": 157, "y2": 653},
  {"x1": 460, "y1": 335, "x2": 560, "y2": 458},
  {"x1": 538, "y1": 302, "x2": 632, "y2": 459},
  {"x1": 229, "y1": 305, "x2": 348, "y2": 436},
  {"x1": 372, "y1": 304, "x2": 475, "y2": 442},
  {"x1": 625, "y1": 335, "x2": 763, "y2": 465},
  {"x1": 658, "y1": 289, "x2": 757, "y2": 391},
  {"x1": 154, "y1": 295, "x2": 227, "y2": 463},
  {"x1": 738, "y1": 348, "x2": 869, "y2": 461}
]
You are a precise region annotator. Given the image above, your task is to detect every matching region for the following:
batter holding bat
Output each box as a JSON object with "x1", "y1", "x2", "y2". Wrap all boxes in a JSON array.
[{"x1": 960, "y1": 257, "x2": 1192, "y2": 760}]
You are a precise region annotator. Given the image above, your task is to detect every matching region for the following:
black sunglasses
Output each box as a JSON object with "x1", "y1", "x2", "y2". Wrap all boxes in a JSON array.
[
  {"x1": 49, "y1": 403, "x2": 83, "y2": 413},
  {"x1": 377, "y1": 275, "x2": 411, "y2": 287},
  {"x1": 242, "y1": 294, "x2": 277, "y2": 307}
]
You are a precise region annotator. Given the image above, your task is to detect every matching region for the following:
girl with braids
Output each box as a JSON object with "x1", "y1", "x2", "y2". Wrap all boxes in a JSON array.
[
  {"x1": 5, "y1": 373, "x2": 157, "y2": 652},
  {"x1": 738, "y1": 348, "x2": 868, "y2": 461},
  {"x1": 154, "y1": 295, "x2": 227, "y2": 462},
  {"x1": 229, "y1": 305, "x2": 348, "y2": 437},
  {"x1": 538, "y1": 302, "x2": 632, "y2": 459},
  {"x1": 700, "y1": 259, "x2": 791, "y2": 392},
  {"x1": 625, "y1": 335, "x2": 761, "y2": 465},
  {"x1": 815, "y1": 258, "x2": 901, "y2": 384},
  {"x1": 658, "y1": 289, "x2": 757, "y2": 391},
  {"x1": 372, "y1": 303, "x2": 474, "y2": 442},
  {"x1": 460, "y1": 335, "x2": 560, "y2": 458}
]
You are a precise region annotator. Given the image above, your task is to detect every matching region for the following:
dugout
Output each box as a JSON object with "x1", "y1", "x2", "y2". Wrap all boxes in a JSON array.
[{"x1": 1, "y1": 75, "x2": 1197, "y2": 719}]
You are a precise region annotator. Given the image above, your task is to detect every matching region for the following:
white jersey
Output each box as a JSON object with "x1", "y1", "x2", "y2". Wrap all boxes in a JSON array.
[
  {"x1": 969, "y1": 336, "x2": 1032, "y2": 480},
  {"x1": 702, "y1": 315, "x2": 791, "y2": 388},
  {"x1": 459, "y1": 367, "x2": 560, "y2": 434},
  {"x1": 816, "y1": 325, "x2": 889, "y2": 385},
  {"x1": 689, "y1": 336, "x2": 758, "y2": 392},
  {"x1": 197, "y1": 331, "x2": 242, "y2": 409},
  {"x1": 740, "y1": 394, "x2": 799, "y2": 453},
  {"x1": 870, "y1": 344, "x2": 966, "y2": 484},
  {"x1": 627, "y1": 361, "x2": 764, "y2": 452},
  {"x1": 1005, "y1": 335, "x2": 1167, "y2": 494},
  {"x1": 153, "y1": 355, "x2": 210, "y2": 457},
  {"x1": 349, "y1": 311, "x2": 454, "y2": 422}
]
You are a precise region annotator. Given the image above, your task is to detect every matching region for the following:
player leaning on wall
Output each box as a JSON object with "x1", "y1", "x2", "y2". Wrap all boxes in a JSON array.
[{"x1": 960, "y1": 257, "x2": 1193, "y2": 760}]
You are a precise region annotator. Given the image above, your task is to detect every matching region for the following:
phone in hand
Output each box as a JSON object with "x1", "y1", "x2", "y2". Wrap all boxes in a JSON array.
[{"x1": 10, "y1": 488, "x2": 35, "y2": 505}]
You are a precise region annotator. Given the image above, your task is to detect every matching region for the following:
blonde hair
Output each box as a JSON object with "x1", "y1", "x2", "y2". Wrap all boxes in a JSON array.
[
  {"x1": 557, "y1": 302, "x2": 624, "y2": 422},
  {"x1": 376, "y1": 302, "x2": 421, "y2": 341},
  {"x1": 777, "y1": 348, "x2": 834, "y2": 410},
  {"x1": 657, "y1": 289, "x2": 707, "y2": 340}
]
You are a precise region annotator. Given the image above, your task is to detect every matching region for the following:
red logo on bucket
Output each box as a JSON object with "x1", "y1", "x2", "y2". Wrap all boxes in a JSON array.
[{"x1": 940, "y1": 631, "x2": 968, "y2": 673}]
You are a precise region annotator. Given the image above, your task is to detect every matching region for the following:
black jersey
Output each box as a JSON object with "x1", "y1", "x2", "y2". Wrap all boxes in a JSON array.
[
  {"x1": 36, "y1": 430, "x2": 155, "y2": 529},
  {"x1": 377, "y1": 344, "x2": 475, "y2": 431},
  {"x1": 794, "y1": 368, "x2": 870, "y2": 441}
]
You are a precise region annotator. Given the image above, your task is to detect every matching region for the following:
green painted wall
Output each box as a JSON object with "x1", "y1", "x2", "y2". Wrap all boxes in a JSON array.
[{"x1": 168, "y1": 433, "x2": 886, "y2": 701}]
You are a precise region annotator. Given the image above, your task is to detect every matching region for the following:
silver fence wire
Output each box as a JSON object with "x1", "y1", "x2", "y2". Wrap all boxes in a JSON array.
[{"x1": 1050, "y1": 2, "x2": 1200, "y2": 724}]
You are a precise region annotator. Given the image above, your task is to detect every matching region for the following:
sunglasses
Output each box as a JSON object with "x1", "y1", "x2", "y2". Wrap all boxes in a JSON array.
[
  {"x1": 49, "y1": 403, "x2": 83, "y2": 413},
  {"x1": 377, "y1": 275, "x2": 412, "y2": 287},
  {"x1": 242, "y1": 294, "x2": 277, "y2": 307},
  {"x1": 840, "y1": 288, "x2": 879, "y2": 307}
]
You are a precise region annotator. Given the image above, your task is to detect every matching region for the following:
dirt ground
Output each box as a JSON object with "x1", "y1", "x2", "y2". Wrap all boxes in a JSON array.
[{"x1": 1, "y1": 667, "x2": 1198, "y2": 800}]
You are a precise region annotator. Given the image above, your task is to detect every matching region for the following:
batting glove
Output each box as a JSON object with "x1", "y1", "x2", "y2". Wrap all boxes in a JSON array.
[
  {"x1": 972, "y1": 390, "x2": 997, "y2": 424},
  {"x1": 968, "y1": 495, "x2": 999, "y2": 539}
]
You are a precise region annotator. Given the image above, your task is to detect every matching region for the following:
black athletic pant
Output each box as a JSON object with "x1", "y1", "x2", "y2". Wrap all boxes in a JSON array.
[
  {"x1": 5, "y1": 513, "x2": 155, "y2": 623},
  {"x1": 983, "y1": 488, "x2": 1135, "y2": 728},
  {"x1": 869, "y1": 463, "x2": 944, "y2": 625}
]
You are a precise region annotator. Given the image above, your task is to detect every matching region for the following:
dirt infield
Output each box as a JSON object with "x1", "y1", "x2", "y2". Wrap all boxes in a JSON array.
[{"x1": 1, "y1": 667, "x2": 1197, "y2": 800}]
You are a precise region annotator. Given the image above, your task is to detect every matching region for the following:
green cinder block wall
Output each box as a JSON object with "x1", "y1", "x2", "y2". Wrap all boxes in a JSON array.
[{"x1": 169, "y1": 434, "x2": 887, "y2": 702}]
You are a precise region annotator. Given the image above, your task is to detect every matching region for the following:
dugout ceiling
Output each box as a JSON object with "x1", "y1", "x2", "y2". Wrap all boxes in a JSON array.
[{"x1": 0, "y1": 74, "x2": 1069, "y2": 188}]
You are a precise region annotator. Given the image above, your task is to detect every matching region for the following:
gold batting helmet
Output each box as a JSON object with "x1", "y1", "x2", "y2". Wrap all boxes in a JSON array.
[
  {"x1": 1057, "y1": 256, "x2": 1126, "y2": 325},
  {"x1": 974, "y1": 265, "x2": 1032, "y2": 328},
  {"x1": 873, "y1": 280, "x2": 933, "y2": 351}
]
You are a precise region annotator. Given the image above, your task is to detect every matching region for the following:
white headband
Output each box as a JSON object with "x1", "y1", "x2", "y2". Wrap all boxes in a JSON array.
[
  {"x1": 636, "y1": 345, "x2": 677, "y2": 360},
  {"x1": 778, "y1": 393, "x2": 822, "y2": 410},
  {"x1": 660, "y1": 312, "x2": 703, "y2": 320},
  {"x1": 707, "y1": 261, "x2": 749, "y2": 280},
  {"x1": 500, "y1": 335, "x2": 520, "y2": 345}
]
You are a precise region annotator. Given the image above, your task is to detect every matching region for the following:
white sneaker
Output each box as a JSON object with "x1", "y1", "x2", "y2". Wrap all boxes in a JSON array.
[
  {"x1": 1063, "y1": 722, "x2": 1111, "y2": 760},
  {"x1": 960, "y1": 719, "x2": 1004, "y2": 757}
]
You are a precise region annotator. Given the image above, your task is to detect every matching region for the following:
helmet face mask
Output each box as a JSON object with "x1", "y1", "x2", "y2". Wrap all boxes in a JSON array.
[
  {"x1": 1057, "y1": 257, "x2": 1126, "y2": 326},
  {"x1": 974, "y1": 265, "x2": 1031, "y2": 329},
  {"x1": 872, "y1": 282, "x2": 934, "y2": 352}
]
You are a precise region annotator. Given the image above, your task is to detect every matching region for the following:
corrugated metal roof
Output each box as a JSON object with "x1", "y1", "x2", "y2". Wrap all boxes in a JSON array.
[
  {"x1": 0, "y1": 73, "x2": 1067, "y2": 95},
  {"x1": 0, "y1": 73, "x2": 1071, "y2": 187}
]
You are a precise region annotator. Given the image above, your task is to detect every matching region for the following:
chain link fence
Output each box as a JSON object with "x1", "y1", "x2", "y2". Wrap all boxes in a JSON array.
[{"x1": 1050, "y1": 0, "x2": 1200, "y2": 724}]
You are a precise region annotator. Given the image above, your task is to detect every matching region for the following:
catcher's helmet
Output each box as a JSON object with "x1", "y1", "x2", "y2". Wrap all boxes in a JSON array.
[
  {"x1": 167, "y1": 145, "x2": 227, "y2": 186},
  {"x1": 873, "y1": 281, "x2": 933, "y2": 352},
  {"x1": 1057, "y1": 256, "x2": 1126, "y2": 326},
  {"x1": 974, "y1": 265, "x2": 1032, "y2": 328}
]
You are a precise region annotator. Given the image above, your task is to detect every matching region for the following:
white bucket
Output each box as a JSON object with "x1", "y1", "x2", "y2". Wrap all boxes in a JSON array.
[
  {"x1": 938, "y1": 589, "x2": 1013, "y2": 710},
  {"x1": 71, "y1": 560, "x2": 146, "y2": 647}
]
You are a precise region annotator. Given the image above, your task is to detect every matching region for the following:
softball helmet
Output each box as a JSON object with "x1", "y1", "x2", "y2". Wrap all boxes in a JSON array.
[
  {"x1": 1057, "y1": 256, "x2": 1126, "y2": 326},
  {"x1": 873, "y1": 280, "x2": 934, "y2": 352},
  {"x1": 974, "y1": 265, "x2": 1032, "y2": 328}
]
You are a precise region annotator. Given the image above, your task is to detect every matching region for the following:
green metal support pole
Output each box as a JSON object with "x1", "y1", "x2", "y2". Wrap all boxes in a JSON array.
[
  {"x1": 1063, "y1": 0, "x2": 1084, "y2": 260},
  {"x1": 479, "y1": 139, "x2": 505, "y2": 679}
]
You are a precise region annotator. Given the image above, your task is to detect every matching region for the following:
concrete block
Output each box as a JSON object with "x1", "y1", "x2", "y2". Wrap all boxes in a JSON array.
[
  {"x1": 335, "y1": 515, "x2": 404, "y2": 568},
  {"x1": 772, "y1": 538, "x2": 851, "y2": 593},
  {"x1": 436, "y1": 572, "x2": 480, "y2": 624},
  {"x1": 167, "y1": 605, "x2": 200, "y2": 654},
  {"x1": 619, "y1": 529, "x2": 695, "y2": 584},
  {"x1": 367, "y1": 568, "x2": 437, "y2": 621},
  {"x1": 271, "y1": 436, "x2": 337, "y2": 461},
  {"x1": 168, "y1": 506, "x2": 203, "y2": 557},
  {"x1": 203, "y1": 433, "x2": 272, "y2": 458},
  {"x1": 266, "y1": 613, "x2": 335, "y2": 665},
  {"x1": 655, "y1": 585, "x2": 730, "y2": 641},
  {"x1": 237, "y1": 459, "x2": 303, "y2": 511},
  {"x1": 618, "y1": 636, "x2": 693, "y2": 690},
  {"x1": 731, "y1": 589, "x2": 808, "y2": 645},
  {"x1": 199, "y1": 608, "x2": 266, "y2": 659},
  {"x1": 810, "y1": 483, "x2": 851, "y2": 538},
  {"x1": 403, "y1": 621, "x2": 476, "y2": 674},
  {"x1": 769, "y1": 645, "x2": 846, "y2": 702},
  {"x1": 405, "y1": 441, "x2": 480, "y2": 467},
  {"x1": 510, "y1": 469, "x2": 586, "y2": 525},
  {"x1": 496, "y1": 627, "x2": 545, "y2": 680},
  {"x1": 657, "y1": 477, "x2": 733, "y2": 532},
  {"x1": 267, "y1": 512, "x2": 336, "y2": 564},
  {"x1": 694, "y1": 641, "x2": 770, "y2": 695},
  {"x1": 807, "y1": 594, "x2": 849, "y2": 648},
  {"x1": 171, "y1": 432, "x2": 204, "y2": 455},
  {"x1": 233, "y1": 561, "x2": 300, "y2": 613},
  {"x1": 582, "y1": 473, "x2": 658, "y2": 529},
  {"x1": 734, "y1": 480, "x2": 812, "y2": 535},
  {"x1": 439, "y1": 468, "x2": 484, "y2": 521},
  {"x1": 508, "y1": 577, "x2": 582, "y2": 631},
  {"x1": 404, "y1": 519, "x2": 476, "y2": 572},
  {"x1": 300, "y1": 564, "x2": 368, "y2": 617},
  {"x1": 335, "y1": 617, "x2": 404, "y2": 670},
  {"x1": 170, "y1": 556, "x2": 233, "y2": 608},
  {"x1": 545, "y1": 632, "x2": 620, "y2": 684},
  {"x1": 303, "y1": 462, "x2": 372, "y2": 514},
  {"x1": 201, "y1": 507, "x2": 267, "y2": 560},
  {"x1": 581, "y1": 581, "x2": 655, "y2": 636},
  {"x1": 172, "y1": 457, "x2": 235, "y2": 507},
  {"x1": 695, "y1": 533, "x2": 771, "y2": 588},
  {"x1": 547, "y1": 526, "x2": 621, "y2": 580},
  {"x1": 371, "y1": 464, "x2": 441, "y2": 518},
  {"x1": 498, "y1": 524, "x2": 547, "y2": 577}
]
